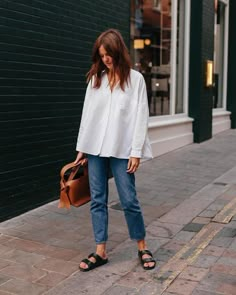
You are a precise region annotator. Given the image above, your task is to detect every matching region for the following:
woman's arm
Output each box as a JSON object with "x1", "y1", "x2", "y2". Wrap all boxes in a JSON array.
[{"x1": 76, "y1": 78, "x2": 93, "y2": 152}]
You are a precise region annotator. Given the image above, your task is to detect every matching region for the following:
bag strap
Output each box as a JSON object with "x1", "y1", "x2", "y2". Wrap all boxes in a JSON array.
[
  {"x1": 60, "y1": 162, "x2": 80, "y2": 182},
  {"x1": 60, "y1": 162, "x2": 88, "y2": 182}
]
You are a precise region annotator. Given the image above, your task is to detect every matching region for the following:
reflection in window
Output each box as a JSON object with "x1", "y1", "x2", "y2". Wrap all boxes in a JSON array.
[
  {"x1": 130, "y1": 0, "x2": 187, "y2": 116},
  {"x1": 213, "y1": 0, "x2": 225, "y2": 109},
  {"x1": 130, "y1": 0, "x2": 172, "y2": 116}
]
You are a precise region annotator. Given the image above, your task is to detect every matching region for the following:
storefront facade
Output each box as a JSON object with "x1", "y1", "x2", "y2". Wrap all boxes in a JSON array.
[{"x1": 131, "y1": 0, "x2": 234, "y2": 157}]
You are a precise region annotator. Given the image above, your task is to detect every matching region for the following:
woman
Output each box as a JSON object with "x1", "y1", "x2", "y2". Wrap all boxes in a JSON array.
[{"x1": 75, "y1": 29, "x2": 156, "y2": 271}]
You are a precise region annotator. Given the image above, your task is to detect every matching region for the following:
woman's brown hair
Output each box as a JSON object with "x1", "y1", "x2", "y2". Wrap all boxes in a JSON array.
[{"x1": 87, "y1": 29, "x2": 132, "y2": 91}]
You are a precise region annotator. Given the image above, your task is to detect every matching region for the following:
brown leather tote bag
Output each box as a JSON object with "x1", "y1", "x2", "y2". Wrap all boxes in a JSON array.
[{"x1": 58, "y1": 162, "x2": 91, "y2": 209}]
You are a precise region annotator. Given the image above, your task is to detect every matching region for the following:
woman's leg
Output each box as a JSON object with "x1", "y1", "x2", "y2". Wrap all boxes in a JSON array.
[
  {"x1": 110, "y1": 157, "x2": 155, "y2": 269},
  {"x1": 110, "y1": 157, "x2": 145, "y2": 240},
  {"x1": 79, "y1": 155, "x2": 109, "y2": 270}
]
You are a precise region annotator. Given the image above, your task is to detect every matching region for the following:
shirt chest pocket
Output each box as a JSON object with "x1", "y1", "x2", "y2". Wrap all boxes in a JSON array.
[{"x1": 118, "y1": 92, "x2": 135, "y2": 111}]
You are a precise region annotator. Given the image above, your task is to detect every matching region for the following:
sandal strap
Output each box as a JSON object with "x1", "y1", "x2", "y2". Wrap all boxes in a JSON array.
[
  {"x1": 88, "y1": 253, "x2": 104, "y2": 263},
  {"x1": 81, "y1": 258, "x2": 94, "y2": 268},
  {"x1": 138, "y1": 249, "x2": 153, "y2": 258},
  {"x1": 79, "y1": 253, "x2": 108, "y2": 272},
  {"x1": 141, "y1": 257, "x2": 155, "y2": 263}
]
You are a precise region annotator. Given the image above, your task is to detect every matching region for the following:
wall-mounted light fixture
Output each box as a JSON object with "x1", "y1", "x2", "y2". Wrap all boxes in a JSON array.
[
  {"x1": 134, "y1": 39, "x2": 144, "y2": 49},
  {"x1": 205, "y1": 60, "x2": 214, "y2": 87}
]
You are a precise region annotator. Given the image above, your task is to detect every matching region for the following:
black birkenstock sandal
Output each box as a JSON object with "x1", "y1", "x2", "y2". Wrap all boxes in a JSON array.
[
  {"x1": 79, "y1": 253, "x2": 108, "y2": 272},
  {"x1": 138, "y1": 249, "x2": 156, "y2": 270}
]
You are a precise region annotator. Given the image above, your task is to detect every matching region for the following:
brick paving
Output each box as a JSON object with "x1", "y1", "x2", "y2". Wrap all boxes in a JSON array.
[{"x1": 0, "y1": 129, "x2": 236, "y2": 294}]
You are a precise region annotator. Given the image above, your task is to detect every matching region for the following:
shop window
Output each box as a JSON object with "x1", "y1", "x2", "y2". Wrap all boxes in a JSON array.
[
  {"x1": 130, "y1": 0, "x2": 189, "y2": 116},
  {"x1": 213, "y1": 0, "x2": 228, "y2": 109}
]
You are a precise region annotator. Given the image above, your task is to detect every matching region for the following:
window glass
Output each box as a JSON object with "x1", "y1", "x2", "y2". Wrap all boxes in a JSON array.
[
  {"x1": 130, "y1": 0, "x2": 172, "y2": 116},
  {"x1": 213, "y1": 1, "x2": 225, "y2": 108}
]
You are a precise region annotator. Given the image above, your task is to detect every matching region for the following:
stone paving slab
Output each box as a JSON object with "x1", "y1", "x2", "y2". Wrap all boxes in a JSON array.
[
  {"x1": 167, "y1": 278, "x2": 199, "y2": 295},
  {"x1": 211, "y1": 263, "x2": 236, "y2": 276},
  {"x1": 0, "y1": 130, "x2": 236, "y2": 294},
  {"x1": 197, "y1": 272, "x2": 236, "y2": 294},
  {"x1": 44, "y1": 270, "x2": 121, "y2": 295},
  {"x1": 178, "y1": 266, "x2": 209, "y2": 282},
  {"x1": 159, "y1": 198, "x2": 218, "y2": 224},
  {"x1": 0, "y1": 278, "x2": 49, "y2": 295}
]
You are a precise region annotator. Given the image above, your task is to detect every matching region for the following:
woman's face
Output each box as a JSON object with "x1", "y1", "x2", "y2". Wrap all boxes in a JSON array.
[{"x1": 99, "y1": 45, "x2": 113, "y2": 70}]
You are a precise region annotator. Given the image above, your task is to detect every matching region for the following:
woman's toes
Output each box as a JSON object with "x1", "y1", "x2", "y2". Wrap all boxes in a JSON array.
[
  {"x1": 79, "y1": 256, "x2": 97, "y2": 270},
  {"x1": 148, "y1": 261, "x2": 155, "y2": 268},
  {"x1": 142, "y1": 253, "x2": 155, "y2": 269},
  {"x1": 79, "y1": 262, "x2": 88, "y2": 269},
  {"x1": 143, "y1": 261, "x2": 154, "y2": 268}
]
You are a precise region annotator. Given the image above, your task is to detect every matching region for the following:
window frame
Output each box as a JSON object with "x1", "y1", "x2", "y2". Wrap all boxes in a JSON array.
[
  {"x1": 169, "y1": 0, "x2": 190, "y2": 116},
  {"x1": 130, "y1": 0, "x2": 191, "y2": 120},
  {"x1": 213, "y1": 0, "x2": 229, "y2": 112},
  {"x1": 150, "y1": 0, "x2": 191, "y2": 120}
]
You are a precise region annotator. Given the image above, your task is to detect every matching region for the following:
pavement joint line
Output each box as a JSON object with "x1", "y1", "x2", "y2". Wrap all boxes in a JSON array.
[
  {"x1": 144, "y1": 189, "x2": 236, "y2": 293},
  {"x1": 152, "y1": 192, "x2": 236, "y2": 293},
  {"x1": 165, "y1": 223, "x2": 220, "y2": 261},
  {"x1": 153, "y1": 222, "x2": 224, "y2": 294},
  {"x1": 213, "y1": 182, "x2": 228, "y2": 186},
  {"x1": 186, "y1": 226, "x2": 223, "y2": 263},
  {"x1": 212, "y1": 196, "x2": 236, "y2": 224}
]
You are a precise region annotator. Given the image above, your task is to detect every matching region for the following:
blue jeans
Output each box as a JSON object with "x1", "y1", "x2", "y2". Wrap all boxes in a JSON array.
[{"x1": 87, "y1": 155, "x2": 146, "y2": 244}]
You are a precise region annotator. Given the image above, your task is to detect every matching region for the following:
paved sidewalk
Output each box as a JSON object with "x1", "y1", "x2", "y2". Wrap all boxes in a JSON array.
[{"x1": 0, "y1": 129, "x2": 236, "y2": 295}]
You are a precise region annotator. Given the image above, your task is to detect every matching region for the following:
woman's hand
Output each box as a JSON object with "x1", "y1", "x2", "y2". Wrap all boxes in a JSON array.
[
  {"x1": 74, "y1": 152, "x2": 88, "y2": 166},
  {"x1": 127, "y1": 157, "x2": 140, "y2": 173}
]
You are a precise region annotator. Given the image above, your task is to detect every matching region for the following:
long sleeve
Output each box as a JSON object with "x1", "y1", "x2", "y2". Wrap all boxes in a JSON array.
[
  {"x1": 76, "y1": 79, "x2": 93, "y2": 151},
  {"x1": 130, "y1": 76, "x2": 149, "y2": 158}
]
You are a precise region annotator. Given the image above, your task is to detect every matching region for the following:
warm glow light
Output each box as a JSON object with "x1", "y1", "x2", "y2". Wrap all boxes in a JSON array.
[
  {"x1": 144, "y1": 39, "x2": 151, "y2": 46},
  {"x1": 215, "y1": 0, "x2": 218, "y2": 12},
  {"x1": 134, "y1": 39, "x2": 144, "y2": 49},
  {"x1": 206, "y1": 60, "x2": 213, "y2": 87}
]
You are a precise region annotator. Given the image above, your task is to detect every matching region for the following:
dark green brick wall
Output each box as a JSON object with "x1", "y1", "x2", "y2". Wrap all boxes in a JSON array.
[
  {"x1": 0, "y1": 0, "x2": 130, "y2": 221},
  {"x1": 189, "y1": 0, "x2": 215, "y2": 143},
  {"x1": 227, "y1": 0, "x2": 236, "y2": 128}
]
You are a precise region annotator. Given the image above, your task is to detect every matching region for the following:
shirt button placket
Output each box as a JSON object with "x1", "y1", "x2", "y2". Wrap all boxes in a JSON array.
[{"x1": 99, "y1": 91, "x2": 113, "y2": 155}]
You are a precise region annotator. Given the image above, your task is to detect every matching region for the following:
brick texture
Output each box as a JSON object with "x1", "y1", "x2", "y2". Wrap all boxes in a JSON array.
[{"x1": 0, "y1": 0, "x2": 130, "y2": 221}]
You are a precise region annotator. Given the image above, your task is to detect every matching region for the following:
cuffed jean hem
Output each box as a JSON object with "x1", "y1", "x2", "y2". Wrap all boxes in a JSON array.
[
  {"x1": 129, "y1": 231, "x2": 146, "y2": 241},
  {"x1": 95, "y1": 241, "x2": 107, "y2": 245},
  {"x1": 131, "y1": 235, "x2": 146, "y2": 241}
]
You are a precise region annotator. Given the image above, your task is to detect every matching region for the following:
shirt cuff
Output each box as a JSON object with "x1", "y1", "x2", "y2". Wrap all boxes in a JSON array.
[{"x1": 130, "y1": 149, "x2": 142, "y2": 158}]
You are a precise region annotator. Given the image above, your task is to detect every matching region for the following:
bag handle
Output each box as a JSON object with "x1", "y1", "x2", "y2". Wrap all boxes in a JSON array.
[
  {"x1": 60, "y1": 162, "x2": 79, "y2": 182},
  {"x1": 60, "y1": 162, "x2": 88, "y2": 182}
]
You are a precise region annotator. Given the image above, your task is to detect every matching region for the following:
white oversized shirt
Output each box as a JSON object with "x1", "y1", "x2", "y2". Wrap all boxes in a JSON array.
[{"x1": 76, "y1": 69, "x2": 153, "y2": 159}]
